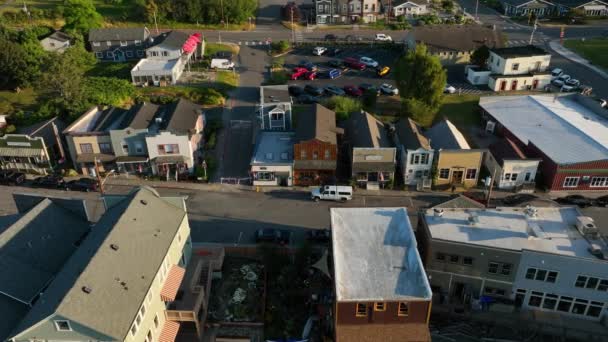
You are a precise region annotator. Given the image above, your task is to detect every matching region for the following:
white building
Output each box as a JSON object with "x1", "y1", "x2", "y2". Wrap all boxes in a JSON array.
[
  {"x1": 258, "y1": 85, "x2": 293, "y2": 131},
  {"x1": 484, "y1": 138, "x2": 540, "y2": 191},
  {"x1": 390, "y1": 0, "x2": 429, "y2": 17},
  {"x1": 393, "y1": 118, "x2": 434, "y2": 188},
  {"x1": 40, "y1": 31, "x2": 71, "y2": 53},
  {"x1": 467, "y1": 45, "x2": 553, "y2": 92},
  {"x1": 250, "y1": 131, "x2": 295, "y2": 186}
]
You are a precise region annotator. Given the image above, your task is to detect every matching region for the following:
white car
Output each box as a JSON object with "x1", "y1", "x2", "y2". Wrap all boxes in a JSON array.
[
  {"x1": 550, "y1": 68, "x2": 563, "y2": 80},
  {"x1": 444, "y1": 85, "x2": 456, "y2": 94},
  {"x1": 552, "y1": 74, "x2": 571, "y2": 87},
  {"x1": 359, "y1": 57, "x2": 379, "y2": 68},
  {"x1": 380, "y1": 83, "x2": 399, "y2": 95},
  {"x1": 374, "y1": 33, "x2": 392, "y2": 42},
  {"x1": 561, "y1": 79, "x2": 580, "y2": 92},
  {"x1": 312, "y1": 46, "x2": 327, "y2": 56}
]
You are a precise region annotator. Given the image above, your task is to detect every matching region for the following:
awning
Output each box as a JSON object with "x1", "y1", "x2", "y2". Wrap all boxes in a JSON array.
[
  {"x1": 159, "y1": 321, "x2": 181, "y2": 342},
  {"x1": 160, "y1": 265, "x2": 186, "y2": 302},
  {"x1": 0, "y1": 147, "x2": 44, "y2": 158},
  {"x1": 115, "y1": 156, "x2": 149, "y2": 164},
  {"x1": 153, "y1": 155, "x2": 187, "y2": 164},
  {"x1": 76, "y1": 153, "x2": 116, "y2": 163}
]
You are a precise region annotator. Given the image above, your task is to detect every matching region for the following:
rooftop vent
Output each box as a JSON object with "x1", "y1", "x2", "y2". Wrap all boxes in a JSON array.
[
  {"x1": 576, "y1": 216, "x2": 599, "y2": 238},
  {"x1": 588, "y1": 244, "x2": 605, "y2": 260},
  {"x1": 524, "y1": 205, "x2": 538, "y2": 217},
  {"x1": 82, "y1": 286, "x2": 92, "y2": 294},
  {"x1": 433, "y1": 208, "x2": 444, "y2": 218},
  {"x1": 467, "y1": 213, "x2": 479, "y2": 226},
  {"x1": 527, "y1": 221, "x2": 547, "y2": 239},
  {"x1": 110, "y1": 244, "x2": 119, "y2": 251},
  {"x1": 141, "y1": 199, "x2": 148, "y2": 205},
  {"x1": 155, "y1": 117, "x2": 163, "y2": 124}
]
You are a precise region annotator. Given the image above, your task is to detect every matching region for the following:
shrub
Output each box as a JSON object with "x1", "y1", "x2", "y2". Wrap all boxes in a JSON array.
[
  {"x1": 264, "y1": 71, "x2": 289, "y2": 85},
  {"x1": 271, "y1": 40, "x2": 290, "y2": 54},
  {"x1": 322, "y1": 96, "x2": 362, "y2": 121},
  {"x1": 82, "y1": 77, "x2": 135, "y2": 106}
]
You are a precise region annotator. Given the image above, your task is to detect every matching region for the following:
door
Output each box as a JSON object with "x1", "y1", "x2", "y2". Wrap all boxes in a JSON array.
[
  {"x1": 524, "y1": 172, "x2": 531, "y2": 182},
  {"x1": 500, "y1": 80, "x2": 507, "y2": 91},
  {"x1": 452, "y1": 170, "x2": 464, "y2": 184},
  {"x1": 511, "y1": 80, "x2": 518, "y2": 90},
  {"x1": 532, "y1": 79, "x2": 539, "y2": 89}
]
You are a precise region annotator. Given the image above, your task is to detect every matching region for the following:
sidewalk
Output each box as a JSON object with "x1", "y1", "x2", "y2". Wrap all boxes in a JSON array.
[{"x1": 549, "y1": 40, "x2": 608, "y2": 80}]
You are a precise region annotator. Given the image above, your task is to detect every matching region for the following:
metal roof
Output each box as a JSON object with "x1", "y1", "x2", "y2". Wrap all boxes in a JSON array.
[
  {"x1": 330, "y1": 208, "x2": 432, "y2": 302},
  {"x1": 88, "y1": 28, "x2": 149, "y2": 42},
  {"x1": 251, "y1": 131, "x2": 295, "y2": 165},
  {"x1": 480, "y1": 95, "x2": 608, "y2": 164}
]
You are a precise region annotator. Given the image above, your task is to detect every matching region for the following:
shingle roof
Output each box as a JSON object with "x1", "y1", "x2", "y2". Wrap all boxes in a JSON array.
[
  {"x1": 411, "y1": 25, "x2": 504, "y2": 53},
  {"x1": 342, "y1": 111, "x2": 392, "y2": 148},
  {"x1": 45, "y1": 31, "x2": 71, "y2": 42},
  {"x1": 161, "y1": 99, "x2": 201, "y2": 134},
  {"x1": 120, "y1": 102, "x2": 160, "y2": 130},
  {"x1": 489, "y1": 138, "x2": 527, "y2": 165},
  {"x1": 295, "y1": 104, "x2": 339, "y2": 145},
  {"x1": 553, "y1": 0, "x2": 606, "y2": 8},
  {"x1": 11, "y1": 187, "x2": 187, "y2": 341},
  {"x1": 88, "y1": 28, "x2": 149, "y2": 42},
  {"x1": 393, "y1": 0, "x2": 428, "y2": 6},
  {"x1": 394, "y1": 118, "x2": 430, "y2": 150},
  {"x1": 151, "y1": 30, "x2": 190, "y2": 50},
  {"x1": 17, "y1": 117, "x2": 64, "y2": 137},
  {"x1": 425, "y1": 119, "x2": 471, "y2": 149}
]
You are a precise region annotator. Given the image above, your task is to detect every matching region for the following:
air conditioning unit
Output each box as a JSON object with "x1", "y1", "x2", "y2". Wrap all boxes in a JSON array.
[{"x1": 576, "y1": 216, "x2": 599, "y2": 237}]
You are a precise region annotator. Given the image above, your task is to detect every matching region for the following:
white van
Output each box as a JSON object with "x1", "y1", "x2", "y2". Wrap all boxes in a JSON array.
[
  {"x1": 311, "y1": 185, "x2": 353, "y2": 202},
  {"x1": 211, "y1": 58, "x2": 235, "y2": 69}
]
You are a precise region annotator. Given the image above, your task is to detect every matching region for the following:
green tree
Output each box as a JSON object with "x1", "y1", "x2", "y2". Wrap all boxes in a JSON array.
[
  {"x1": 0, "y1": 36, "x2": 30, "y2": 88},
  {"x1": 394, "y1": 44, "x2": 446, "y2": 125},
  {"x1": 322, "y1": 96, "x2": 362, "y2": 121},
  {"x1": 63, "y1": 0, "x2": 103, "y2": 35},
  {"x1": 471, "y1": 45, "x2": 490, "y2": 68}
]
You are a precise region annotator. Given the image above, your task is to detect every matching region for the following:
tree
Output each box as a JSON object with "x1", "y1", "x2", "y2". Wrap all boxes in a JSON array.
[
  {"x1": 0, "y1": 36, "x2": 30, "y2": 88},
  {"x1": 471, "y1": 45, "x2": 490, "y2": 68},
  {"x1": 322, "y1": 96, "x2": 362, "y2": 121},
  {"x1": 282, "y1": 2, "x2": 301, "y2": 22},
  {"x1": 441, "y1": 0, "x2": 454, "y2": 11},
  {"x1": 63, "y1": 0, "x2": 103, "y2": 35},
  {"x1": 394, "y1": 44, "x2": 446, "y2": 125}
]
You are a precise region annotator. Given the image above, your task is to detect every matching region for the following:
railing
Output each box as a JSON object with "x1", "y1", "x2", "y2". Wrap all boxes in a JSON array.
[{"x1": 165, "y1": 310, "x2": 196, "y2": 321}]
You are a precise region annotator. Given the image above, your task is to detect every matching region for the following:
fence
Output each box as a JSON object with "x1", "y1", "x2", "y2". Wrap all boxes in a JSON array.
[{"x1": 220, "y1": 177, "x2": 251, "y2": 185}]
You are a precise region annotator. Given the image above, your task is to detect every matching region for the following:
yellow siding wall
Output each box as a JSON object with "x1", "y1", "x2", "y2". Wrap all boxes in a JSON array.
[
  {"x1": 435, "y1": 51, "x2": 472, "y2": 65},
  {"x1": 435, "y1": 150, "x2": 484, "y2": 187},
  {"x1": 65, "y1": 134, "x2": 113, "y2": 173}
]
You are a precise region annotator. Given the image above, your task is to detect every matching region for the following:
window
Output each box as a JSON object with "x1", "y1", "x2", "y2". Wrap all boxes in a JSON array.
[
  {"x1": 535, "y1": 269, "x2": 547, "y2": 281},
  {"x1": 122, "y1": 143, "x2": 129, "y2": 153},
  {"x1": 313, "y1": 151, "x2": 318, "y2": 159},
  {"x1": 98, "y1": 143, "x2": 112, "y2": 154},
  {"x1": 140, "y1": 304, "x2": 146, "y2": 316},
  {"x1": 512, "y1": 63, "x2": 520, "y2": 71},
  {"x1": 598, "y1": 279, "x2": 608, "y2": 291},
  {"x1": 93, "y1": 41, "x2": 101, "y2": 47},
  {"x1": 398, "y1": 302, "x2": 409, "y2": 316},
  {"x1": 131, "y1": 324, "x2": 138, "y2": 336},
  {"x1": 542, "y1": 294, "x2": 558, "y2": 310},
  {"x1": 563, "y1": 177, "x2": 579, "y2": 187},
  {"x1": 435, "y1": 252, "x2": 446, "y2": 261},
  {"x1": 525, "y1": 268, "x2": 536, "y2": 279},
  {"x1": 147, "y1": 291, "x2": 153, "y2": 303},
  {"x1": 107, "y1": 51, "x2": 114, "y2": 58},
  {"x1": 137, "y1": 50, "x2": 144, "y2": 57},
  {"x1": 120, "y1": 41, "x2": 128, "y2": 47},
  {"x1": 575, "y1": 276, "x2": 588, "y2": 288},
  {"x1": 586, "y1": 277, "x2": 599, "y2": 289},
  {"x1": 449, "y1": 255, "x2": 459, "y2": 264},
  {"x1": 80, "y1": 143, "x2": 93, "y2": 153},
  {"x1": 547, "y1": 271, "x2": 558, "y2": 283},
  {"x1": 159, "y1": 144, "x2": 179, "y2": 154},
  {"x1": 488, "y1": 262, "x2": 499, "y2": 274},
  {"x1": 301, "y1": 150, "x2": 306, "y2": 158},
  {"x1": 146, "y1": 331, "x2": 152, "y2": 342},
  {"x1": 411, "y1": 154, "x2": 420, "y2": 164},
  {"x1": 106, "y1": 40, "x2": 112, "y2": 46},
  {"x1": 126, "y1": 51, "x2": 133, "y2": 58},
  {"x1": 504, "y1": 173, "x2": 511, "y2": 180},
  {"x1": 162, "y1": 51, "x2": 169, "y2": 57},
  {"x1": 590, "y1": 176, "x2": 608, "y2": 187},
  {"x1": 256, "y1": 172, "x2": 274, "y2": 181},
  {"x1": 136, "y1": 312, "x2": 142, "y2": 325},
  {"x1": 528, "y1": 292, "x2": 543, "y2": 307},
  {"x1": 572, "y1": 299, "x2": 589, "y2": 315},
  {"x1": 465, "y1": 168, "x2": 477, "y2": 179},
  {"x1": 587, "y1": 302, "x2": 604, "y2": 317},
  {"x1": 374, "y1": 302, "x2": 386, "y2": 311},
  {"x1": 271, "y1": 112, "x2": 284, "y2": 121},
  {"x1": 501, "y1": 263, "x2": 512, "y2": 275},
  {"x1": 510, "y1": 173, "x2": 518, "y2": 181},
  {"x1": 557, "y1": 296, "x2": 573, "y2": 312},
  {"x1": 439, "y1": 168, "x2": 450, "y2": 179},
  {"x1": 324, "y1": 149, "x2": 330, "y2": 159},
  {"x1": 463, "y1": 257, "x2": 473, "y2": 266},
  {"x1": 135, "y1": 40, "x2": 142, "y2": 45},
  {"x1": 95, "y1": 52, "x2": 103, "y2": 58},
  {"x1": 54, "y1": 320, "x2": 72, "y2": 331},
  {"x1": 356, "y1": 303, "x2": 367, "y2": 317},
  {"x1": 135, "y1": 143, "x2": 144, "y2": 153}
]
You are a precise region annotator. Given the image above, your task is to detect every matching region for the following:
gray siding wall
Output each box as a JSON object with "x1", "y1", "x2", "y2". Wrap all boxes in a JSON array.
[{"x1": 109, "y1": 129, "x2": 149, "y2": 157}]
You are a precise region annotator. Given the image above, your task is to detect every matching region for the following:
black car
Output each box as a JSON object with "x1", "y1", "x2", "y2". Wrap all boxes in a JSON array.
[
  {"x1": 33, "y1": 175, "x2": 66, "y2": 189},
  {"x1": 255, "y1": 228, "x2": 291, "y2": 244},
  {"x1": 596, "y1": 195, "x2": 608, "y2": 207},
  {"x1": 328, "y1": 59, "x2": 343, "y2": 68},
  {"x1": 324, "y1": 34, "x2": 338, "y2": 41},
  {"x1": 298, "y1": 60, "x2": 317, "y2": 71},
  {"x1": 0, "y1": 171, "x2": 26, "y2": 186},
  {"x1": 288, "y1": 85, "x2": 304, "y2": 96},
  {"x1": 65, "y1": 178, "x2": 98, "y2": 192},
  {"x1": 359, "y1": 83, "x2": 379, "y2": 94},
  {"x1": 304, "y1": 84, "x2": 324, "y2": 96},
  {"x1": 326, "y1": 47, "x2": 342, "y2": 56},
  {"x1": 297, "y1": 94, "x2": 319, "y2": 104},
  {"x1": 555, "y1": 195, "x2": 593, "y2": 208},
  {"x1": 306, "y1": 229, "x2": 330, "y2": 242},
  {"x1": 501, "y1": 194, "x2": 538, "y2": 206}
]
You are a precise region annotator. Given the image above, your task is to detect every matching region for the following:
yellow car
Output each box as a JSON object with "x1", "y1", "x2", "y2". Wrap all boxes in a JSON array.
[{"x1": 376, "y1": 66, "x2": 390, "y2": 77}]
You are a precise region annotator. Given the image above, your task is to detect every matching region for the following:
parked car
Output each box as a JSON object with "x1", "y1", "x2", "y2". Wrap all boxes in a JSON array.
[
  {"x1": 326, "y1": 47, "x2": 342, "y2": 56},
  {"x1": 288, "y1": 85, "x2": 304, "y2": 96},
  {"x1": 380, "y1": 83, "x2": 399, "y2": 95},
  {"x1": 550, "y1": 68, "x2": 563, "y2": 80},
  {"x1": 255, "y1": 228, "x2": 281, "y2": 243},
  {"x1": 325, "y1": 85, "x2": 346, "y2": 96},
  {"x1": 345, "y1": 35, "x2": 363, "y2": 42},
  {"x1": 304, "y1": 71, "x2": 317, "y2": 80},
  {"x1": 32, "y1": 175, "x2": 66, "y2": 189},
  {"x1": 344, "y1": 85, "x2": 363, "y2": 97},
  {"x1": 444, "y1": 85, "x2": 457, "y2": 94},
  {"x1": 65, "y1": 178, "x2": 98, "y2": 192},
  {"x1": 376, "y1": 66, "x2": 390, "y2": 77},
  {"x1": 359, "y1": 83, "x2": 378, "y2": 94},
  {"x1": 312, "y1": 46, "x2": 327, "y2": 56},
  {"x1": 306, "y1": 229, "x2": 331, "y2": 242},
  {"x1": 328, "y1": 59, "x2": 343, "y2": 68},
  {"x1": 304, "y1": 84, "x2": 324, "y2": 96},
  {"x1": 595, "y1": 195, "x2": 608, "y2": 207},
  {"x1": 555, "y1": 195, "x2": 593, "y2": 208},
  {"x1": 210, "y1": 58, "x2": 235, "y2": 69},
  {"x1": 297, "y1": 94, "x2": 320, "y2": 104},
  {"x1": 359, "y1": 56, "x2": 378, "y2": 68},
  {"x1": 561, "y1": 79, "x2": 580, "y2": 92},
  {"x1": 324, "y1": 68, "x2": 341, "y2": 79},
  {"x1": 343, "y1": 57, "x2": 366, "y2": 70},
  {"x1": 298, "y1": 60, "x2": 318, "y2": 71},
  {"x1": 374, "y1": 33, "x2": 392, "y2": 42},
  {"x1": 324, "y1": 34, "x2": 338, "y2": 41},
  {"x1": 552, "y1": 74, "x2": 571, "y2": 87},
  {"x1": 291, "y1": 67, "x2": 308, "y2": 80},
  {"x1": 311, "y1": 185, "x2": 353, "y2": 202},
  {"x1": 0, "y1": 171, "x2": 26, "y2": 186}
]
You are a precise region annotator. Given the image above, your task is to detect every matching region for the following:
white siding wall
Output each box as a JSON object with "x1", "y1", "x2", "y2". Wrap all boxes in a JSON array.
[
  {"x1": 145, "y1": 131, "x2": 194, "y2": 172},
  {"x1": 403, "y1": 149, "x2": 434, "y2": 185},
  {"x1": 498, "y1": 159, "x2": 539, "y2": 189},
  {"x1": 489, "y1": 52, "x2": 551, "y2": 75},
  {"x1": 490, "y1": 74, "x2": 552, "y2": 92},
  {"x1": 251, "y1": 164, "x2": 293, "y2": 186}
]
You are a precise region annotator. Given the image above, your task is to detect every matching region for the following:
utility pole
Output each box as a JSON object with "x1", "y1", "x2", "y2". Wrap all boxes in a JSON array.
[
  {"x1": 475, "y1": 0, "x2": 479, "y2": 21},
  {"x1": 94, "y1": 158, "x2": 104, "y2": 195},
  {"x1": 153, "y1": 10, "x2": 159, "y2": 35},
  {"x1": 486, "y1": 169, "x2": 497, "y2": 208},
  {"x1": 529, "y1": 17, "x2": 538, "y2": 45}
]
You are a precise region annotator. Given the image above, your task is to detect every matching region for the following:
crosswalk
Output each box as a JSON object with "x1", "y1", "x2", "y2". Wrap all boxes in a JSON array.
[
  {"x1": 448, "y1": 83, "x2": 491, "y2": 95},
  {"x1": 505, "y1": 38, "x2": 550, "y2": 46},
  {"x1": 237, "y1": 40, "x2": 272, "y2": 46}
]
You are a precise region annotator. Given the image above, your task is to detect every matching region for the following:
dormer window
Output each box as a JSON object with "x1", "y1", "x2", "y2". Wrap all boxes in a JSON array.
[
  {"x1": 93, "y1": 41, "x2": 100, "y2": 47},
  {"x1": 120, "y1": 41, "x2": 128, "y2": 46},
  {"x1": 54, "y1": 320, "x2": 72, "y2": 331},
  {"x1": 135, "y1": 40, "x2": 142, "y2": 45},
  {"x1": 106, "y1": 41, "x2": 112, "y2": 46}
]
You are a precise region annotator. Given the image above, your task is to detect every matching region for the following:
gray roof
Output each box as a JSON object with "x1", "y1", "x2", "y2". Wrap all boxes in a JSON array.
[
  {"x1": 11, "y1": 186, "x2": 187, "y2": 341},
  {"x1": 261, "y1": 85, "x2": 291, "y2": 104},
  {"x1": 553, "y1": 0, "x2": 606, "y2": 8},
  {"x1": 330, "y1": 208, "x2": 432, "y2": 302},
  {"x1": 0, "y1": 196, "x2": 90, "y2": 303},
  {"x1": 490, "y1": 45, "x2": 549, "y2": 58},
  {"x1": 0, "y1": 296, "x2": 28, "y2": 342},
  {"x1": 45, "y1": 31, "x2": 71, "y2": 42},
  {"x1": 119, "y1": 102, "x2": 160, "y2": 129},
  {"x1": 18, "y1": 117, "x2": 65, "y2": 137},
  {"x1": 352, "y1": 161, "x2": 396, "y2": 173},
  {"x1": 501, "y1": 0, "x2": 546, "y2": 7},
  {"x1": 88, "y1": 27, "x2": 149, "y2": 42},
  {"x1": 151, "y1": 30, "x2": 190, "y2": 50},
  {"x1": 161, "y1": 99, "x2": 201, "y2": 134},
  {"x1": 342, "y1": 111, "x2": 392, "y2": 148},
  {"x1": 411, "y1": 25, "x2": 504, "y2": 53},
  {"x1": 251, "y1": 131, "x2": 295, "y2": 165},
  {"x1": 432, "y1": 195, "x2": 486, "y2": 209},
  {"x1": 295, "y1": 104, "x2": 339, "y2": 145},
  {"x1": 425, "y1": 119, "x2": 471, "y2": 149},
  {"x1": 394, "y1": 118, "x2": 431, "y2": 150},
  {"x1": 479, "y1": 95, "x2": 608, "y2": 164}
]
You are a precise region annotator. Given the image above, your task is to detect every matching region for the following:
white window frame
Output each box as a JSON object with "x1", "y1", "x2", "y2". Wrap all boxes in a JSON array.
[
  {"x1": 563, "y1": 176, "x2": 580, "y2": 188},
  {"x1": 120, "y1": 40, "x2": 128, "y2": 46},
  {"x1": 465, "y1": 168, "x2": 477, "y2": 180},
  {"x1": 590, "y1": 176, "x2": 608, "y2": 187},
  {"x1": 126, "y1": 51, "x2": 133, "y2": 58},
  {"x1": 135, "y1": 39, "x2": 142, "y2": 45},
  {"x1": 54, "y1": 320, "x2": 72, "y2": 331},
  {"x1": 439, "y1": 168, "x2": 450, "y2": 179},
  {"x1": 106, "y1": 40, "x2": 112, "y2": 46},
  {"x1": 92, "y1": 41, "x2": 100, "y2": 47}
]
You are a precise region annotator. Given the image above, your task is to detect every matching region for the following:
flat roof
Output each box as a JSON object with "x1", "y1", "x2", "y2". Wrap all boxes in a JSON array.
[
  {"x1": 260, "y1": 85, "x2": 291, "y2": 104},
  {"x1": 132, "y1": 58, "x2": 179, "y2": 72},
  {"x1": 423, "y1": 207, "x2": 608, "y2": 260},
  {"x1": 480, "y1": 95, "x2": 608, "y2": 164},
  {"x1": 251, "y1": 131, "x2": 294, "y2": 165},
  {"x1": 490, "y1": 45, "x2": 549, "y2": 58},
  {"x1": 330, "y1": 208, "x2": 432, "y2": 302}
]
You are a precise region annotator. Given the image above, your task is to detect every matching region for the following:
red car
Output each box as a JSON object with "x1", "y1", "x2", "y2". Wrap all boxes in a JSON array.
[
  {"x1": 291, "y1": 67, "x2": 308, "y2": 80},
  {"x1": 343, "y1": 57, "x2": 366, "y2": 70},
  {"x1": 303, "y1": 71, "x2": 317, "y2": 80},
  {"x1": 344, "y1": 85, "x2": 363, "y2": 97}
]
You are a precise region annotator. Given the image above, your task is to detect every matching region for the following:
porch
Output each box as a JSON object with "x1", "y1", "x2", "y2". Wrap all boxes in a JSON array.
[
  {"x1": 354, "y1": 171, "x2": 393, "y2": 189},
  {"x1": 76, "y1": 153, "x2": 116, "y2": 176},
  {"x1": 115, "y1": 156, "x2": 151, "y2": 175},
  {"x1": 152, "y1": 155, "x2": 190, "y2": 178}
]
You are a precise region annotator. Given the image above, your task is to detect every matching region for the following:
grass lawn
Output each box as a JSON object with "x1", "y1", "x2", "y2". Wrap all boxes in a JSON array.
[
  {"x1": 205, "y1": 43, "x2": 240, "y2": 58},
  {"x1": 215, "y1": 70, "x2": 239, "y2": 93},
  {"x1": 86, "y1": 62, "x2": 134, "y2": 80},
  {"x1": 137, "y1": 85, "x2": 225, "y2": 106},
  {"x1": 564, "y1": 38, "x2": 608, "y2": 70},
  {"x1": 0, "y1": 88, "x2": 39, "y2": 114},
  {"x1": 436, "y1": 94, "x2": 482, "y2": 129}
]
